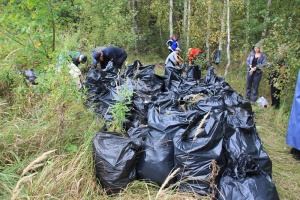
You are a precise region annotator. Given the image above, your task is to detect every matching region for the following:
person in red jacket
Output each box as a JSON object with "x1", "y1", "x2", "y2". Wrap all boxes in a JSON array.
[{"x1": 187, "y1": 48, "x2": 205, "y2": 65}]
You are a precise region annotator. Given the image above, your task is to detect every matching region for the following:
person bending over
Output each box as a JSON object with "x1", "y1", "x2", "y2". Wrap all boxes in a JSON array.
[{"x1": 92, "y1": 46, "x2": 127, "y2": 69}]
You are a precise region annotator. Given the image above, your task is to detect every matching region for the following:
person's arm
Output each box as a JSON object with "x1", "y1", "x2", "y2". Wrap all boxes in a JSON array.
[
  {"x1": 92, "y1": 56, "x2": 98, "y2": 66},
  {"x1": 246, "y1": 54, "x2": 252, "y2": 68},
  {"x1": 175, "y1": 54, "x2": 184, "y2": 65}
]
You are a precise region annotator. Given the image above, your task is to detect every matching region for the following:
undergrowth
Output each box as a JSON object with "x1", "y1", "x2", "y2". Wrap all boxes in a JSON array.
[{"x1": 0, "y1": 52, "x2": 299, "y2": 199}]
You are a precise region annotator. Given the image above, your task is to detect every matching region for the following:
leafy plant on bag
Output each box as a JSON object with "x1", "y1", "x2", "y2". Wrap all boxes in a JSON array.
[{"x1": 108, "y1": 81, "x2": 133, "y2": 133}]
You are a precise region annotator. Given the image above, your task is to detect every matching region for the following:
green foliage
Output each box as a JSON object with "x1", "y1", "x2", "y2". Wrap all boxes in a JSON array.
[{"x1": 109, "y1": 81, "x2": 133, "y2": 133}]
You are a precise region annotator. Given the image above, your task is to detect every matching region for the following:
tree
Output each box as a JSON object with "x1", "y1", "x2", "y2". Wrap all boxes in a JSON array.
[
  {"x1": 206, "y1": 0, "x2": 212, "y2": 60},
  {"x1": 261, "y1": 0, "x2": 272, "y2": 38},
  {"x1": 169, "y1": 0, "x2": 173, "y2": 36},
  {"x1": 224, "y1": 0, "x2": 231, "y2": 77},
  {"x1": 187, "y1": 0, "x2": 191, "y2": 50},
  {"x1": 218, "y1": 0, "x2": 226, "y2": 51}
]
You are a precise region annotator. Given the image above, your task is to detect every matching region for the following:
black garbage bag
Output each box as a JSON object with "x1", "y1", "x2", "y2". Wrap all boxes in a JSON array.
[
  {"x1": 129, "y1": 105, "x2": 198, "y2": 184},
  {"x1": 133, "y1": 65, "x2": 165, "y2": 95},
  {"x1": 164, "y1": 66, "x2": 184, "y2": 91},
  {"x1": 185, "y1": 65, "x2": 201, "y2": 81},
  {"x1": 174, "y1": 110, "x2": 226, "y2": 196},
  {"x1": 218, "y1": 154, "x2": 279, "y2": 200},
  {"x1": 128, "y1": 126, "x2": 175, "y2": 185},
  {"x1": 205, "y1": 67, "x2": 224, "y2": 85},
  {"x1": 213, "y1": 50, "x2": 221, "y2": 65},
  {"x1": 219, "y1": 174, "x2": 279, "y2": 200},
  {"x1": 22, "y1": 69, "x2": 37, "y2": 85},
  {"x1": 123, "y1": 60, "x2": 143, "y2": 78},
  {"x1": 225, "y1": 107, "x2": 272, "y2": 176},
  {"x1": 93, "y1": 132, "x2": 142, "y2": 194},
  {"x1": 128, "y1": 106, "x2": 198, "y2": 185}
]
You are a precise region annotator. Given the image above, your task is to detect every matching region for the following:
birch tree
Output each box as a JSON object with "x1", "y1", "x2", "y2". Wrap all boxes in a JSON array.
[
  {"x1": 129, "y1": 0, "x2": 138, "y2": 53},
  {"x1": 206, "y1": 0, "x2": 212, "y2": 60},
  {"x1": 218, "y1": 0, "x2": 226, "y2": 51},
  {"x1": 169, "y1": 0, "x2": 173, "y2": 36},
  {"x1": 224, "y1": 0, "x2": 231, "y2": 77},
  {"x1": 187, "y1": 0, "x2": 191, "y2": 49},
  {"x1": 183, "y1": 0, "x2": 187, "y2": 49}
]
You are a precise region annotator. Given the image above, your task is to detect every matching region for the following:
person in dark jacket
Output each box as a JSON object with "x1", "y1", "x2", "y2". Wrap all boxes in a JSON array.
[
  {"x1": 245, "y1": 42, "x2": 267, "y2": 102},
  {"x1": 269, "y1": 45, "x2": 288, "y2": 108},
  {"x1": 166, "y1": 34, "x2": 179, "y2": 53},
  {"x1": 92, "y1": 46, "x2": 127, "y2": 69}
]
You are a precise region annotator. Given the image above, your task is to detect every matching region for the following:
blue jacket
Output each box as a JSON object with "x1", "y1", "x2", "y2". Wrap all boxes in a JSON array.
[
  {"x1": 246, "y1": 51, "x2": 267, "y2": 70},
  {"x1": 286, "y1": 71, "x2": 300, "y2": 150}
]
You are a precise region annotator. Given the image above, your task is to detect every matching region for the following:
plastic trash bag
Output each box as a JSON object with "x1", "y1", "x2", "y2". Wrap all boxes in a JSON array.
[
  {"x1": 93, "y1": 132, "x2": 142, "y2": 194},
  {"x1": 219, "y1": 174, "x2": 279, "y2": 200},
  {"x1": 256, "y1": 96, "x2": 269, "y2": 108},
  {"x1": 213, "y1": 50, "x2": 221, "y2": 65},
  {"x1": 88, "y1": 61, "x2": 279, "y2": 197},
  {"x1": 174, "y1": 110, "x2": 226, "y2": 195},
  {"x1": 23, "y1": 69, "x2": 37, "y2": 85},
  {"x1": 128, "y1": 107, "x2": 198, "y2": 185},
  {"x1": 218, "y1": 154, "x2": 279, "y2": 200}
]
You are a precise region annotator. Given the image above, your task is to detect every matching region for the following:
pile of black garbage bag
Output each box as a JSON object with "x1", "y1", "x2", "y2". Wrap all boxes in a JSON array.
[{"x1": 87, "y1": 61, "x2": 279, "y2": 199}]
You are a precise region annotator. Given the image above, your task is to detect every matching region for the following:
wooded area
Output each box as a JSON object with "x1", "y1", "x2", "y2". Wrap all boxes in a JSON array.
[
  {"x1": 1, "y1": 0, "x2": 300, "y2": 199},
  {"x1": 1, "y1": 0, "x2": 299, "y2": 104}
]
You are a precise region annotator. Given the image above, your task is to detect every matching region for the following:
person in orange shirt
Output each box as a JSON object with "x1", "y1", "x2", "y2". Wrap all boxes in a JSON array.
[{"x1": 187, "y1": 48, "x2": 205, "y2": 65}]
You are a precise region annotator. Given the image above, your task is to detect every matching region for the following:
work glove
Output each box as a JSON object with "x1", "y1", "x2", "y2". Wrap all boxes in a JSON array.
[{"x1": 249, "y1": 66, "x2": 256, "y2": 75}]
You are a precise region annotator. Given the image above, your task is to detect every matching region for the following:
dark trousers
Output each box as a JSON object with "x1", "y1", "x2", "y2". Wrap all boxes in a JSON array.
[
  {"x1": 114, "y1": 53, "x2": 127, "y2": 69},
  {"x1": 270, "y1": 71, "x2": 280, "y2": 108},
  {"x1": 246, "y1": 70, "x2": 262, "y2": 102}
]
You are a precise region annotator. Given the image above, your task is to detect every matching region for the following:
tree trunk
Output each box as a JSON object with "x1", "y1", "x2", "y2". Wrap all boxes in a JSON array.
[
  {"x1": 47, "y1": 0, "x2": 55, "y2": 52},
  {"x1": 187, "y1": 0, "x2": 191, "y2": 50},
  {"x1": 130, "y1": 0, "x2": 138, "y2": 54},
  {"x1": 183, "y1": 0, "x2": 188, "y2": 49},
  {"x1": 218, "y1": 0, "x2": 226, "y2": 51},
  {"x1": 241, "y1": 0, "x2": 250, "y2": 69},
  {"x1": 224, "y1": 0, "x2": 231, "y2": 77},
  {"x1": 206, "y1": 0, "x2": 212, "y2": 60},
  {"x1": 169, "y1": 0, "x2": 173, "y2": 36},
  {"x1": 261, "y1": 0, "x2": 272, "y2": 38}
]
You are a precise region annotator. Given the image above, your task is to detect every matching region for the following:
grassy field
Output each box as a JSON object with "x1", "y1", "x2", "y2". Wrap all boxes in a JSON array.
[{"x1": 0, "y1": 60, "x2": 299, "y2": 200}]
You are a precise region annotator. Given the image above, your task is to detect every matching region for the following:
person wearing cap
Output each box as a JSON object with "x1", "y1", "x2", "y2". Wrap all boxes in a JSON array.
[
  {"x1": 166, "y1": 34, "x2": 179, "y2": 53},
  {"x1": 68, "y1": 51, "x2": 87, "y2": 89},
  {"x1": 245, "y1": 42, "x2": 267, "y2": 102},
  {"x1": 92, "y1": 46, "x2": 127, "y2": 69},
  {"x1": 187, "y1": 48, "x2": 205, "y2": 65},
  {"x1": 69, "y1": 51, "x2": 87, "y2": 67},
  {"x1": 165, "y1": 47, "x2": 184, "y2": 68},
  {"x1": 56, "y1": 51, "x2": 87, "y2": 89}
]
